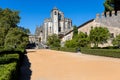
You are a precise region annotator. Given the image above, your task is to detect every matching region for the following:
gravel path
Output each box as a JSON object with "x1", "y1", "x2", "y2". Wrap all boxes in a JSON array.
[{"x1": 21, "y1": 49, "x2": 120, "y2": 80}]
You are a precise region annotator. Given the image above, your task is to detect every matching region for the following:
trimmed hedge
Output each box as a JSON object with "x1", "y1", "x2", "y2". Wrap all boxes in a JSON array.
[
  {"x1": 0, "y1": 62, "x2": 17, "y2": 80},
  {"x1": 51, "y1": 47, "x2": 77, "y2": 52},
  {"x1": 0, "y1": 49, "x2": 25, "y2": 80},
  {"x1": 51, "y1": 47, "x2": 120, "y2": 58},
  {"x1": 0, "y1": 54, "x2": 19, "y2": 64},
  {"x1": 81, "y1": 48, "x2": 120, "y2": 58}
]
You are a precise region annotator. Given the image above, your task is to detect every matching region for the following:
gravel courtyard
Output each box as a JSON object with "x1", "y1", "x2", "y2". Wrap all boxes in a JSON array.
[{"x1": 24, "y1": 49, "x2": 120, "y2": 80}]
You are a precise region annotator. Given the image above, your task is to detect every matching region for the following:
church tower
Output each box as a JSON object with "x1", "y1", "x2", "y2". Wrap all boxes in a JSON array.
[
  {"x1": 51, "y1": 7, "x2": 59, "y2": 34},
  {"x1": 35, "y1": 7, "x2": 72, "y2": 44}
]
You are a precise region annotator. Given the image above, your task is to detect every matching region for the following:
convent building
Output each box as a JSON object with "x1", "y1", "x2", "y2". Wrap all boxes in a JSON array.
[{"x1": 34, "y1": 7, "x2": 72, "y2": 44}]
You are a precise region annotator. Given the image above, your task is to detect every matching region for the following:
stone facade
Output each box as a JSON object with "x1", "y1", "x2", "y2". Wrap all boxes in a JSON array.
[
  {"x1": 29, "y1": 34, "x2": 36, "y2": 43},
  {"x1": 29, "y1": 8, "x2": 120, "y2": 48},
  {"x1": 78, "y1": 11, "x2": 120, "y2": 47},
  {"x1": 61, "y1": 30, "x2": 73, "y2": 47},
  {"x1": 35, "y1": 7, "x2": 72, "y2": 44},
  {"x1": 62, "y1": 11, "x2": 120, "y2": 47}
]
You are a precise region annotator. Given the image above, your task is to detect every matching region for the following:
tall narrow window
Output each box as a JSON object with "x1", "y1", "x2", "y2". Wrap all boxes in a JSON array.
[
  {"x1": 50, "y1": 27, "x2": 51, "y2": 33},
  {"x1": 59, "y1": 27, "x2": 61, "y2": 32},
  {"x1": 58, "y1": 14, "x2": 61, "y2": 20},
  {"x1": 55, "y1": 11, "x2": 57, "y2": 15}
]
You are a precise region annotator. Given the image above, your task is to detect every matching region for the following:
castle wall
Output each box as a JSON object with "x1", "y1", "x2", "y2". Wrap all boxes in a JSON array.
[
  {"x1": 95, "y1": 11, "x2": 120, "y2": 28},
  {"x1": 76, "y1": 11, "x2": 120, "y2": 47},
  {"x1": 95, "y1": 11, "x2": 120, "y2": 37}
]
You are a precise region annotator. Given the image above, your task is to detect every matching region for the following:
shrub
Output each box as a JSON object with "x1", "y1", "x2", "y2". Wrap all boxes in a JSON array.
[
  {"x1": 81, "y1": 48, "x2": 120, "y2": 58},
  {"x1": 0, "y1": 54, "x2": 19, "y2": 64},
  {"x1": 0, "y1": 50, "x2": 24, "y2": 80},
  {"x1": 0, "y1": 62, "x2": 17, "y2": 80},
  {"x1": 51, "y1": 47, "x2": 77, "y2": 52}
]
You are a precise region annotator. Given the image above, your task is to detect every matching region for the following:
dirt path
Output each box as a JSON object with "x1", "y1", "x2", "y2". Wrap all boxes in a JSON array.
[{"x1": 26, "y1": 49, "x2": 120, "y2": 80}]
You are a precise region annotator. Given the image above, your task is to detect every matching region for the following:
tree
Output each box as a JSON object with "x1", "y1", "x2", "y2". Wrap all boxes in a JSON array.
[
  {"x1": 104, "y1": 0, "x2": 120, "y2": 12},
  {"x1": 18, "y1": 26, "x2": 30, "y2": 34},
  {"x1": 4, "y1": 27, "x2": 29, "y2": 49},
  {"x1": 0, "y1": 27, "x2": 7, "y2": 46},
  {"x1": 65, "y1": 32, "x2": 89, "y2": 48},
  {"x1": 0, "y1": 7, "x2": 29, "y2": 49},
  {"x1": 112, "y1": 34, "x2": 120, "y2": 47},
  {"x1": 104, "y1": 0, "x2": 114, "y2": 12},
  {"x1": 0, "y1": 8, "x2": 20, "y2": 28},
  {"x1": 73, "y1": 25, "x2": 78, "y2": 38},
  {"x1": 0, "y1": 8, "x2": 21, "y2": 46},
  {"x1": 47, "y1": 34, "x2": 60, "y2": 47},
  {"x1": 65, "y1": 39, "x2": 77, "y2": 48},
  {"x1": 76, "y1": 32, "x2": 90, "y2": 47},
  {"x1": 89, "y1": 27, "x2": 110, "y2": 48}
]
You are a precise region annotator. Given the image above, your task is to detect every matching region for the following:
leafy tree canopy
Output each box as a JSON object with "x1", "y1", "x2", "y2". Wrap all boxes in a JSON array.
[
  {"x1": 73, "y1": 25, "x2": 78, "y2": 38},
  {"x1": 104, "y1": 0, "x2": 120, "y2": 12},
  {"x1": 65, "y1": 39, "x2": 77, "y2": 48},
  {"x1": 89, "y1": 27, "x2": 110, "y2": 47},
  {"x1": 4, "y1": 27, "x2": 29, "y2": 49},
  {"x1": 76, "y1": 32, "x2": 90, "y2": 47},
  {"x1": 112, "y1": 34, "x2": 120, "y2": 47},
  {"x1": 47, "y1": 34, "x2": 60, "y2": 47},
  {"x1": 0, "y1": 8, "x2": 20, "y2": 28},
  {"x1": 0, "y1": 7, "x2": 29, "y2": 50},
  {"x1": 65, "y1": 32, "x2": 89, "y2": 48}
]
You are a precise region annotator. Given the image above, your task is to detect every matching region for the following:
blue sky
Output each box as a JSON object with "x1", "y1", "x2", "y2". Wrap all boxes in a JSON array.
[{"x1": 0, "y1": 0, "x2": 105, "y2": 34}]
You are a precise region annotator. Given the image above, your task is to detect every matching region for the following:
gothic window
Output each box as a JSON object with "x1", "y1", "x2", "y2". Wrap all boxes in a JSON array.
[
  {"x1": 55, "y1": 11, "x2": 57, "y2": 15},
  {"x1": 58, "y1": 14, "x2": 61, "y2": 20},
  {"x1": 39, "y1": 38, "x2": 41, "y2": 42},
  {"x1": 59, "y1": 27, "x2": 61, "y2": 32}
]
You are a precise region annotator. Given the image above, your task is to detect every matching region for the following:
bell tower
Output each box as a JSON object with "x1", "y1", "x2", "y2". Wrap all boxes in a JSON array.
[{"x1": 51, "y1": 7, "x2": 59, "y2": 34}]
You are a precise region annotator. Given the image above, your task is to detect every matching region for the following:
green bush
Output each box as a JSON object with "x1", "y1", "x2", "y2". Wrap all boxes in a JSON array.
[
  {"x1": 51, "y1": 47, "x2": 120, "y2": 58},
  {"x1": 0, "y1": 54, "x2": 19, "y2": 64},
  {"x1": 51, "y1": 47, "x2": 77, "y2": 52},
  {"x1": 59, "y1": 47, "x2": 77, "y2": 52},
  {"x1": 0, "y1": 62, "x2": 17, "y2": 80},
  {"x1": 0, "y1": 52, "x2": 20, "y2": 80},
  {"x1": 81, "y1": 48, "x2": 120, "y2": 58}
]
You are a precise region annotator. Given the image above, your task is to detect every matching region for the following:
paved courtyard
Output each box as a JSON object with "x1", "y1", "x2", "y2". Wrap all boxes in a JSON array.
[{"x1": 21, "y1": 49, "x2": 120, "y2": 80}]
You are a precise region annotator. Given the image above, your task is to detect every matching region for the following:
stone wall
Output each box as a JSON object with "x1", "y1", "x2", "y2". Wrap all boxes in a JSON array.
[
  {"x1": 95, "y1": 11, "x2": 120, "y2": 28},
  {"x1": 77, "y1": 11, "x2": 120, "y2": 47},
  {"x1": 95, "y1": 11, "x2": 120, "y2": 37}
]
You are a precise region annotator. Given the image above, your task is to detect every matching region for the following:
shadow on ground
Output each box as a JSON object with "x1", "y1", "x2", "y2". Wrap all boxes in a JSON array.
[{"x1": 19, "y1": 54, "x2": 32, "y2": 80}]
